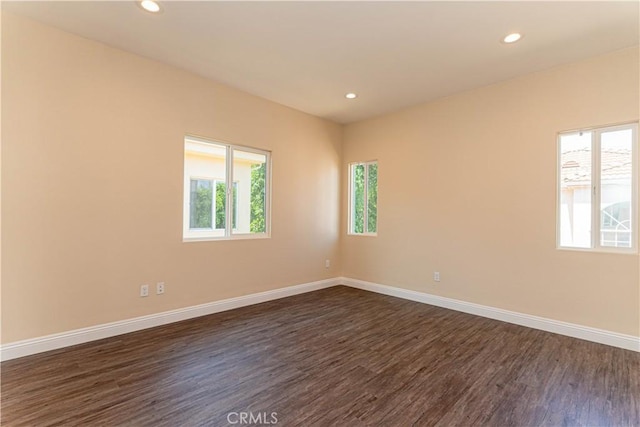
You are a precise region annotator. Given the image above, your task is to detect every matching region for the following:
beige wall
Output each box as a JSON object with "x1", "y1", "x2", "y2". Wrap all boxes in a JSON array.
[
  {"x1": 2, "y1": 11, "x2": 638, "y2": 346},
  {"x1": 342, "y1": 47, "x2": 640, "y2": 336},
  {"x1": 1, "y1": 13, "x2": 342, "y2": 343}
]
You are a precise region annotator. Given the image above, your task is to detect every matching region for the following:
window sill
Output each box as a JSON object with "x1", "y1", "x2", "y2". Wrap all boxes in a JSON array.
[
  {"x1": 347, "y1": 233, "x2": 378, "y2": 237},
  {"x1": 183, "y1": 233, "x2": 271, "y2": 243},
  {"x1": 556, "y1": 246, "x2": 637, "y2": 255}
]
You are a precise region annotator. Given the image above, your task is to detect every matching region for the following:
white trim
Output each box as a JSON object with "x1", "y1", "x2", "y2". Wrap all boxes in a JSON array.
[
  {"x1": 3, "y1": 276, "x2": 638, "y2": 361},
  {"x1": 0, "y1": 278, "x2": 338, "y2": 361},
  {"x1": 339, "y1": 277, "x2": 640, "y2": 352},
  {"x1": 225, "y1": 144, "x2": 233, "y2": 236},
  {"x1": 183, "y1": 233, "x2": 270, "y2": 243}
]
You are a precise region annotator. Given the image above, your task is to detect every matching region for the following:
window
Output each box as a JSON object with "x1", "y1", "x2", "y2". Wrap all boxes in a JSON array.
[
  {"x1": 183, "y1": 136, "x2": 270, "y2": 241},
  {"x1": 557, "y1": 123, "x2": 637, "y2": 252},
  {"x1": 349, "y1": 161, "x2": 378, "y2": 235}
]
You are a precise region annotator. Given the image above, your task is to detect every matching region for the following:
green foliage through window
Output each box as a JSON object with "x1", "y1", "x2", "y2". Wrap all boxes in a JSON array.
[
  {"x1": 353, "y1": 164, "x2": 365, "y2": 233},
  {"x1": 190, "y1": 179, "x2": 213, "y2": 229},
  {"x1": 367, "y1": 163, "x2": 378, "y2": 233},
  {"x1": 215, "y1": 181, "x2": 238, "y2": 229},
  {"x1": 250, "y1": 163, "x2": 266, "y2": 233},
  {"x1": 350, "y1": 162, "x2": 378, "y2": 234},
  {"x1": 215, "y1": 182, "x2": 225, "y2": 229}
]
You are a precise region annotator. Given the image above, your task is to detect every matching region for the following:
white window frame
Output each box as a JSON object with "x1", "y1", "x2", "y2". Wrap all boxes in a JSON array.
[
  {"x1": 183, "y1": 135, "x2": 271, "y2": 242},
  {"x1": 556, "y1": 122, "x2": 638, "y2": 253},
  {"x1": 348, "y1": 160, "x2": 378, "y2": 236}
]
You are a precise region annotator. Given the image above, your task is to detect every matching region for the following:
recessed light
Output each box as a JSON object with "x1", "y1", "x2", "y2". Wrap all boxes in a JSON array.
[
  {"x1": 502, "y1": 33, "x2": 522, "y2": 44},
  {"x1": 139, "y1": 0, "x2": 161, "y2": 13},
  {"x1": 345, "y1": 93, "x2": 357, "y2": 99}
]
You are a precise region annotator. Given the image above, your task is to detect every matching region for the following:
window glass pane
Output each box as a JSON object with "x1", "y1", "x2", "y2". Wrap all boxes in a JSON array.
[
  {"x1": 233, "y1": 149, "x2": 267, "y2": 234},
  {"x1": 559, "y1": 132, "x2": 592, "y2": 248},
  {"x1": 600, "y1": 129, "x2": 633, "y2": 248},
  {"x1": 232, "y1": 182, "x2": 238, "y2": 229},
  {"x1": 367, "y1": 163, "x2": 378, "y2": 233},
  {"x1": 215, "y1": 182, "x2": 226, "y2": 229},
  {"x1": 352, "y1": 164, "x2": 365, "y2": 233},
  {"x1": 184, "y1": 139, "x2": 226, "y2": 237},
  {"x1": 215, "y1": 182, "x2": 239, "y2": 229},
  {"x1": 190, "y1": 179, "x2": 213, "y2": 229}
]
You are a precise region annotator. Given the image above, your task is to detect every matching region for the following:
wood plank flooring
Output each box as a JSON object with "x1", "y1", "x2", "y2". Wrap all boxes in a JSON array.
[{"x1": 2, "y1": 286, "x2": 639, "y2": 426}]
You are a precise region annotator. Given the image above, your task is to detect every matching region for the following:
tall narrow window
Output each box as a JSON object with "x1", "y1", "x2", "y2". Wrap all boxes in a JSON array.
[
  {"x1": 184, "y1": 136, "x2": 270, "y2": 241},
  {"x1": 349, "y1": 161, "x2": 378, "y2": 235},
  {"x1": 558, "y1": 123, "x2": 637, "y2": 252}
]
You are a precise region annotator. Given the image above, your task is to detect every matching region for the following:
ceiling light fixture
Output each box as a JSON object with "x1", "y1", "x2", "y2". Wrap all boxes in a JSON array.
[
  {"x1": 139, "y1": 0, "x2": 161, "y2": 13},
  {"x1": 502, "y1": 33, "x2": 522, "y2": 44},
  {"x1": 345, "y1": 93, "x2": 357, "y2": 99}
]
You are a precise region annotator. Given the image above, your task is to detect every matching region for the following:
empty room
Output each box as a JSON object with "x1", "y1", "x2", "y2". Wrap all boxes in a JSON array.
[{"x1": 1, "y1": 1, "x2": 639, "y2": 426}]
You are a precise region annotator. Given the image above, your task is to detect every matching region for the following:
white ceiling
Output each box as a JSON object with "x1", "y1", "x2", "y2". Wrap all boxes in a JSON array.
[{"x1": 4, "y1": 1, "x2": 639, "y2": 124}]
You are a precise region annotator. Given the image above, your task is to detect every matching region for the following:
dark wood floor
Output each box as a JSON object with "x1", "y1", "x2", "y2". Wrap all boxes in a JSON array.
[{"x1": 2, "y1": 286, "x2": 639, "y2": 426}]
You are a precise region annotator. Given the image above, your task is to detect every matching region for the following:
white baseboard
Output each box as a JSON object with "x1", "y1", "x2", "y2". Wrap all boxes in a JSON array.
[
  {"x1": 3, "y1": 276, "x2": 637, "y2": 361},
  {"x1": 0, "y1": 278, "x2": 339, "y2": 361},
  {"x1": 340, "y1": 277, "x2": 640, "y2": 352}
]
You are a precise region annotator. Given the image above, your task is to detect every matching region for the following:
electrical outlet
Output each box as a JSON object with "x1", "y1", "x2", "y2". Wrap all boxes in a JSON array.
[
  {"x1": 325, "y1": 259, "x2": 331, "y2": 268},
  {"x1": 156, "y1": 282, "x2": 165, "y2": 295},
  {"x1": 140, "y1": 284, "x2": 149, "y2": 297},
  {"x1": 433, "y1": 272, "x2": 441, "y2": 282}
]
